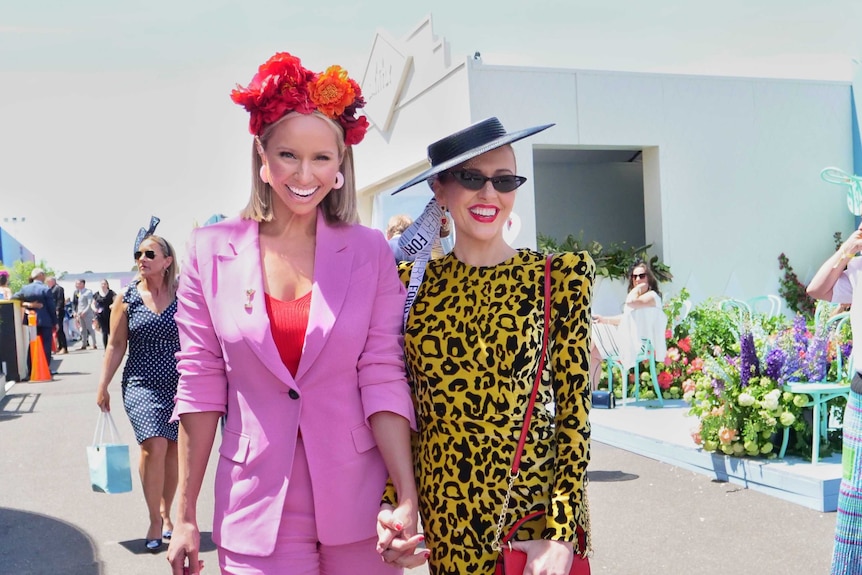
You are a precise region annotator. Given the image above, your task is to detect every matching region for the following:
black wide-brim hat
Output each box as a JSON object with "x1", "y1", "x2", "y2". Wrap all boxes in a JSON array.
[{"x1": 390, "y1": 117, "x2": 554, "y2": 194}]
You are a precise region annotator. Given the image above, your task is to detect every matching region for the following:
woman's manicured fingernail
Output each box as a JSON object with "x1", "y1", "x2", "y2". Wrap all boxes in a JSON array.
[{"x1": 394, "y1": 522, "x2": 403, "y2": 530}]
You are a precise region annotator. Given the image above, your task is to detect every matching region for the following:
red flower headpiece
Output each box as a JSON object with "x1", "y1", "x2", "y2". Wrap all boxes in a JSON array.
[{"x1": 231, "y1": 52, "x2": 369, "y2": 146}]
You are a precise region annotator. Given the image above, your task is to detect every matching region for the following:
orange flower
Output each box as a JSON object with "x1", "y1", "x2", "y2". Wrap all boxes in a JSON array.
[
  {"x1": 690, "y1": 424, "x2": 702, "y2": 445},
  {"x1": 718, "y1": 426, "x2": 737, "y2": 445},
  {"x1": 309, "y1": 66, "x2": 356, "y2": 118}
]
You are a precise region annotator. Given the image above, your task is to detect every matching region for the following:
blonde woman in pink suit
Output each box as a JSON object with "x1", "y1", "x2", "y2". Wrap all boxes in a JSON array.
[{"x1": 166, "y1": 52, "x2": 421, "y2": 575}]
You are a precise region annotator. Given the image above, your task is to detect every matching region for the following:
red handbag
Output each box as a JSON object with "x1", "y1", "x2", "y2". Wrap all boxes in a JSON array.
[
  {"x1": 496, "y1": 511, "x2": 591, "y2": 575},
  {"x1": 492, "y1": 256, "x2": 591, "y2": 575}
]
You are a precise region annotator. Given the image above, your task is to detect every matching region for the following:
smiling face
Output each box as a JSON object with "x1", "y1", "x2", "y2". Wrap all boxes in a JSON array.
[
  {"x1": 433, "y1": 145, "x2": 518, "y2": 250},
  {"x1": 258, "y1": 113, "x2": 343, "y2": 220}
]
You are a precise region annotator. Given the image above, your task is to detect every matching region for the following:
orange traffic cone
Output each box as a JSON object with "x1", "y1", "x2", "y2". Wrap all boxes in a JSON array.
[{"x1": 29, "y1": 330, "x2": 52, "y2": 382}]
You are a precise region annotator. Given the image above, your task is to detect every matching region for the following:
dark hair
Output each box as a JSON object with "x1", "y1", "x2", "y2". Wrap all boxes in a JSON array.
[
  {"x1": 628, "y1": 259, "x2": 661, "y2": 298},
  {"x1": 0, "y1": 274, "x2": 7, "y2": 286}
]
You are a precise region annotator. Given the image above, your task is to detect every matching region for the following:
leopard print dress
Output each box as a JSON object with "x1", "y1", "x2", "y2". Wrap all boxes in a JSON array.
[{"x1": 394, "y1": 249, "x2": 594, "y2": 575}]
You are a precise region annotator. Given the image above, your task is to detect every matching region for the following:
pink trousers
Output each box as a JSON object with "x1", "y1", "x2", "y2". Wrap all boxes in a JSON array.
[{"x1": 219, "y1": 438, "x2": 400, "y2": 575}]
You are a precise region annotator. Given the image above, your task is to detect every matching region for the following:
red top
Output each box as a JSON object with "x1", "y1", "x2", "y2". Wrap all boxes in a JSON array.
[{"x1": 265, "y1": 291, "x2": 312, "y2": 378}]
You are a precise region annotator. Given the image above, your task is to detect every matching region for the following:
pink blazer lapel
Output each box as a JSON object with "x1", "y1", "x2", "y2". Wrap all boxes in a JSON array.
[
  {"x1": 220, "y1": 219, "x2": 295, "y2": 384},
  {"x1": 294, "y1": 213, "x2": 354, "y2": 381}
]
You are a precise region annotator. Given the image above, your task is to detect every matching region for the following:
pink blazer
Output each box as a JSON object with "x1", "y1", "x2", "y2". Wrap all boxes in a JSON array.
[{"x1": 172, "y1": 211, "x2": 414, "y2": 556}]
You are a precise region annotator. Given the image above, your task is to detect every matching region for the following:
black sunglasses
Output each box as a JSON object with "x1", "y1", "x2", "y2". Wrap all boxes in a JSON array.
[
  {"x1": 631, "y1": 273, "x2": 647, "y2": 280},
  {"x1": 134, "y1": 250, "x2": 156, "y2": 261},
  {"x1": 444, "y1": 170, "x2": 527, "y2": 193}
]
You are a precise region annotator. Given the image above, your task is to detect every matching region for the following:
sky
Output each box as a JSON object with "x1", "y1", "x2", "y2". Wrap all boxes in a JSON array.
[{"x1": 1, "y1": 0, "x2": 861, "y2": 274}]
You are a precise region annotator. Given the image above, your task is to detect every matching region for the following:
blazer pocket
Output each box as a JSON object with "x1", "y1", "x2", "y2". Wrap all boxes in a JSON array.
[
  {"x1": 350, "y1": 423, "x2": 377, "y2": 454},
  {"x1": 219, "y1": 427, "x2": 251, "y2": 464}
]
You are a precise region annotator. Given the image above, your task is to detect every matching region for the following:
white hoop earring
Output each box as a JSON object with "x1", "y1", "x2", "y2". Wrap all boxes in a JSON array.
[
  {"x1": 333, "y1": 172, "x2": 344, "y2": 190},
  {"x1": 259, "y1": 164, "x2": 268, "y2": 183}
]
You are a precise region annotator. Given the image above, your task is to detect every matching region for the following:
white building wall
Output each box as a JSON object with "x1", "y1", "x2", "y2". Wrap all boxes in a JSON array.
[
  {"x1": 354, "y1": 17, "x2": 473, "y2": 226},
  {"x1": 466, "y1": 61, "x2": 854, "y2": 304}
]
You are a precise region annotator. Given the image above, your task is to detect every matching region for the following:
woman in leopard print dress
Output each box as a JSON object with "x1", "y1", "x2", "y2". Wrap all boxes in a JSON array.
[{"x1": 379, "y1": 118, "x2": 593, "y2": 574}]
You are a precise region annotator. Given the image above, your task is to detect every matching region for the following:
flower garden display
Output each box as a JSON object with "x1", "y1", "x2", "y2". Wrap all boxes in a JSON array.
[{"x1": 599, "y1": 290, "x2": 852, "y2": 460}]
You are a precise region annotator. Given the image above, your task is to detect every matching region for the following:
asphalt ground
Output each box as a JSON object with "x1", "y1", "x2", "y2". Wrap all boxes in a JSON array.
[{"x1": 0, "y1": 349, "x2": 837, "y2": 575}]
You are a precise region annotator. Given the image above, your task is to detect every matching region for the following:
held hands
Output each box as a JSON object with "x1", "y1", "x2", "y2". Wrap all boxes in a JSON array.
[
  {"x1": 377, "y1": 504, "x2": 430, "y2": 569},
  {"x1": 508, "y1": 539, "x2": 575, "y2": 575},
  {"x1": 166, "y1": 521, "x2": 205, "y2": 575}
]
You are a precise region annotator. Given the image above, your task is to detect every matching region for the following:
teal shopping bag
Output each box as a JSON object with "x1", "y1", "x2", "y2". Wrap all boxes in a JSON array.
[{"x1": 87, "y1": 412, "x2": 133, "y2": 494}]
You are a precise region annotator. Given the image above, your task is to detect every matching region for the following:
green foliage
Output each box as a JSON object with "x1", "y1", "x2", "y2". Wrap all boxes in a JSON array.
[
  {"x1": 537, "y1": 231, "x2": 672, "y2": 282},
  {"x1": 681, "y1": 299, "x2": 740, "y2": 358},
  {"x1": 7, "y1": 260, "x2": 56, "y2": 294},
  {"x1": 664, "y1": 287, "x2": 691, "y2": 339}
]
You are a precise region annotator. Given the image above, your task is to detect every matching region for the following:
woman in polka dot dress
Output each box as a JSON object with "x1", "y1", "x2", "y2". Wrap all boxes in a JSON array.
[{"x1": 96, "y1": 230, "x2": 180, "y2": 553}]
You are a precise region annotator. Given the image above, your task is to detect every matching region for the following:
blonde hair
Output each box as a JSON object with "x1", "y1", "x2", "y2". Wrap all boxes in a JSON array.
[
  {"x1": 240, "y1": 111, "x2": 359, "y2": 225},
  {"x1": 386, "y1": 214, "x2": 413, "y2": 239},
  {"x1": 138, "y1": 235, "x2": 179, "y2": 299}
]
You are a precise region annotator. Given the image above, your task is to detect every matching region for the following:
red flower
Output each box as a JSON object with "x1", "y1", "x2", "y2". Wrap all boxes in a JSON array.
[
  {"x1": 665, "y1": 329, "x2": 673, "y2": 340},
  {"x1": 231, "y1": 53, "x2": 368, "y2": 144},
  {"x1": 341, "y1": 114, "x2": 369, "y2": 146},
  {"x1": 657, "y1": 371, "x2": 673, "y2": 390},
  {"x1": 677, "y1": 337, "x2": 691, "y2": 353}
]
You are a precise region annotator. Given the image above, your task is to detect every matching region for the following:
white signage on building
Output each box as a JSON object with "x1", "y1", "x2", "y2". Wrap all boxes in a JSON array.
[{"x1": 361, "y1": 31, "x2": 412, "y2": 133}]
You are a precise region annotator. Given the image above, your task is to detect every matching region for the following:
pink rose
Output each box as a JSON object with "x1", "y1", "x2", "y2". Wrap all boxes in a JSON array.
[
  {"x1": 657, "y1": 371, "x2": 673, "y2": 390},
  {"x1": 682, "y1": 378, "x2": 696, "y2": 394}
]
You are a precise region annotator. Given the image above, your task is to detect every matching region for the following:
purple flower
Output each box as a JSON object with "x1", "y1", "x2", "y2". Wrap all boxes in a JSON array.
[
  {"x1": 805, "y1": 332, "x2": 829, "y2": 381},
  {"x1": 765, "y1": 347, "x2": 786, "y2": 382},
  {"x1": 739, "y1": 331, "x2": 761, "y2": 387},
  {"x1": 793, "y1": 314, "x2": 808, "y2": 346}
]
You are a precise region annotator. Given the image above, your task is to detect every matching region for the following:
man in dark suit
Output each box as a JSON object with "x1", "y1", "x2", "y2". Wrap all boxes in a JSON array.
[
  {"x1": 45, "y1": 276, "x2": 67, "y2": 354},
  {"x1": 12, "y1": 267, "x2": 58, "y2": 374}
]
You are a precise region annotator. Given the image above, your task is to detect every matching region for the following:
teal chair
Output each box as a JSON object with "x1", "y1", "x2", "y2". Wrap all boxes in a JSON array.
[
  {"x1": 779, "y1": 311, "x2": 852, "y2": 463},
  {"x1": 813, "y1": 299, "x2": 842, "y2": 327},
  {"x1": 747, "y1": 295, "x2": 782, "y2": 318},
  {"x1": 719, "y1": 298, "x2": 752, "y2": 323},
  {"x1": 605, "y1": 307, "x2": 667, "y2": 407},
  {"x1": 606, "y1": 338, "x2": 664, "y2": 407}
]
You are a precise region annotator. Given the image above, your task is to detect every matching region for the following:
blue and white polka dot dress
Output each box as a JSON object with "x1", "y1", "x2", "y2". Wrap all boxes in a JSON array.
[{"x1": 120, "y1": 280, "x2": 180, "y2": 444}]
